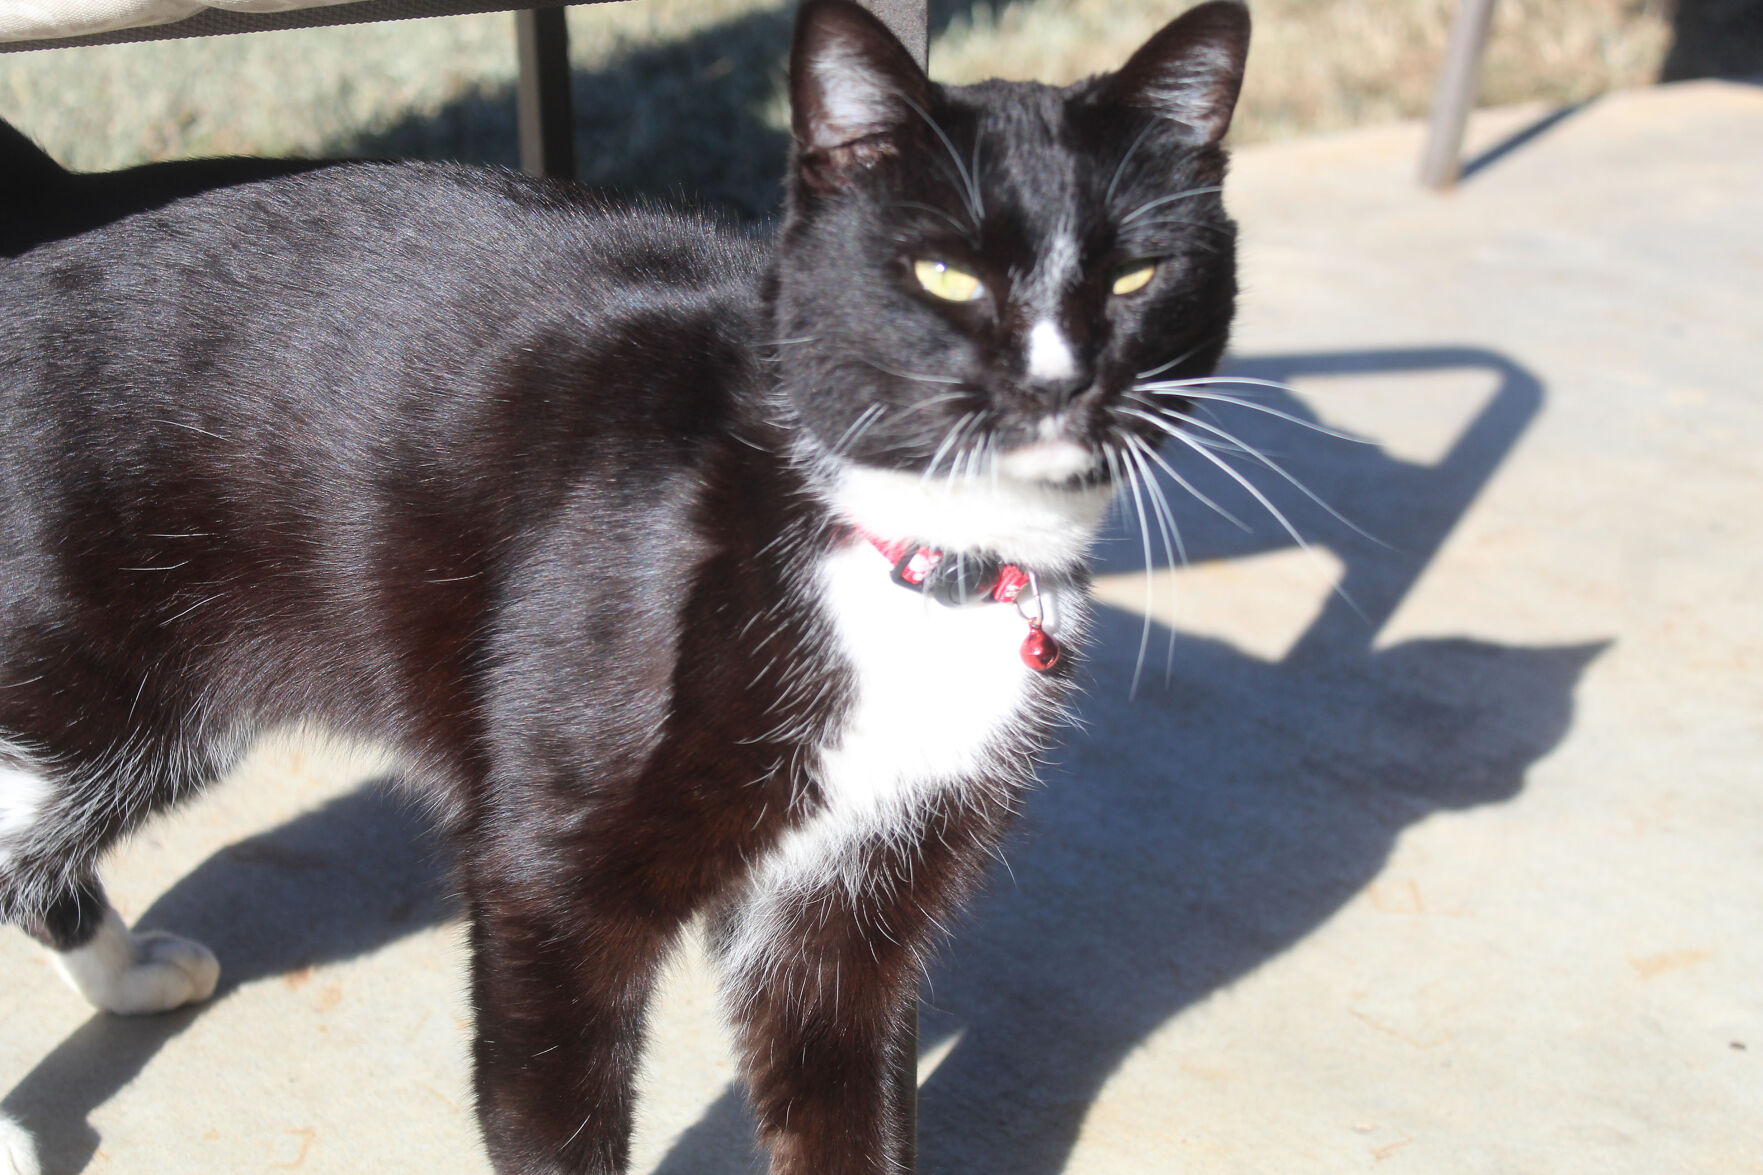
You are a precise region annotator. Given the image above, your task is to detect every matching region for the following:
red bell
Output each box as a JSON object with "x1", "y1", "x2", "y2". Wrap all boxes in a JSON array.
[{"x1": 1020, "y1": 621, "x2": 1061, "y2": 671}]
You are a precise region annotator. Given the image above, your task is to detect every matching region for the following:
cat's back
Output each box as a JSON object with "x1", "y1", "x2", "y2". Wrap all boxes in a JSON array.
[
  {"x1": 1, "y1": 159, "x2": 766, "y2": 353},
  {"x1": 0, "y1": 160, "x2": 773, "y2": 673},
  {"x1": 0, "y1": 160, "x2": 769, "y2": 492}
]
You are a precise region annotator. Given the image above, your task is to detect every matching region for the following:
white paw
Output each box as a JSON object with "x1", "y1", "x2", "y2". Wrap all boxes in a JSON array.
[
  {"x1": 128, "y1": 929, "x2": 222, "y2": 1009},
  {"x1": 54, "y1": 908, "x2": 220, "y2": 1016},
  {"x1": 0, "y1": 1113, "x2": 41, "y2": 1175}
]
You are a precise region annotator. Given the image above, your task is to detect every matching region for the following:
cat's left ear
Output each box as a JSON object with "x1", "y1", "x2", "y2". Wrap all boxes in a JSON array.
[
  {"x1": 789, "y1": 0, "x2": 930, "y2": 191},
  {"x1": 1099, "y1": 0, "x2": 1251, "y2": 145}
]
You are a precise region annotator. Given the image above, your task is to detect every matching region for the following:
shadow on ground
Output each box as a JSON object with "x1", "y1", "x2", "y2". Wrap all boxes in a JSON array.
[
  {"x1": 3, "y1": 343, "x2": 1607, "y2": 1173},
  {"x1": 3, "y1": 785, "x2": 450, "y2": 1172},
  {"x1": 653, "y1": 346, "x2": 1607, "y2": 1173},
  {"x1": 1662, "y1": 0, "x2": 1763, "y2": 82}
]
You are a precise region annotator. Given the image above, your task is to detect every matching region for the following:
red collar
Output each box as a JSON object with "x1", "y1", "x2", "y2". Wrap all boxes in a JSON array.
[
  {"x1": 847, "y1": 524, "x2": 1031, "y2": 606},
  {"x1": 843, "y1": 524, "x2": 1061, "y2": 670}
]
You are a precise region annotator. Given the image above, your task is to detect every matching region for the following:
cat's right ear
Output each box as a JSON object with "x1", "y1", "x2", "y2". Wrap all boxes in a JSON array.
[{"x1": 789, "y1": 0, "x2": 930, "y2": 194}]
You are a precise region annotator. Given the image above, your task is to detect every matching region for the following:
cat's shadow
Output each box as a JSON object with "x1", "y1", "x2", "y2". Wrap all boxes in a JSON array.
[{"x1": 5, "y1": 345, "x2": 1601, "y2": 1175}]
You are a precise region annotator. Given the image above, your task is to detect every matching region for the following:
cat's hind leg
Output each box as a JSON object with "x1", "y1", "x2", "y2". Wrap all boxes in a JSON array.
[
  {"x1": 1, "y1": 748, "x2": 217, "y2": 1175},
  {"x1": 3, "y1": 758, "x2": 218, "y2": 1014},
  {"x1": 1, "y1": 715, "x2": 227, "y2": 1016},
  {"x1": 25, "y1": 875, "x2": 219, "y2": 1015}
]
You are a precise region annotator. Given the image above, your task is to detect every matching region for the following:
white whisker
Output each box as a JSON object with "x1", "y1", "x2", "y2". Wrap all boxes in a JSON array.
[
  {"x1": 863, "y1": 358, "x2": 964, "y2": 386},
  {"x1": 1120, "y1": 185, "x2": 1224, "y2": 225},
  {"x1": 1142, "y1": 374, "x2": 1294, "y2": 392},
  {"x1": 889, "y1": 200, "x2": 973, "y2": 237},
  {"x1": 1123, "y1": 434, "x2": 1191, "y2": 569},
  {"x1": 1115, "y1": 407, "x2": 1250, "y2": 530},
  {"x1": 1122, "y1": 436, "x2": 1186, "y2": 683},
  {"x1": 1111, "y1": 440, "x2": 1157, "y2": 697},
  {"x1": 1127, "y1": 216, "x2": 1234, "y2": 235},
  {"x1": 1142, "y1": 388, "x2": 1372, "y2": 443},
  {"x1": 937, "y1": 414, "x2": 985, "y2": 491},
  {"x1": 889, "y1": 391, "x2": 969, "y2": 421},
  {"x1": 971, "y1": 131, "x2": 985, "y2": 214},
  {"x1": 966, "y1": 418, "x2": 994, "y2": 483},
  {"x1": 924, "y1": 412, "x2": 978, "y2": 484},
  {"x1": 900, "y1": 96, "x2": 983, "y2": 227},
  {"x1": 832, "y1": 403, "x2": 886, "y2": 455},
  {"x1": 1105, "y1": 121, "x2": 1159, "y2": 207},
  {"x1": 1164, "y1": 428, "x2": 1368, "y2": 619},
  {"x1": 1139, "y1": 376, "x2": 1374, "y2": 442},
  {"x1": 1168, "y1": 412, "x2": 1384, "y2": 545},
  {"x1": 1134, "y1": 339, "x2": 1214, "y2": 382}
]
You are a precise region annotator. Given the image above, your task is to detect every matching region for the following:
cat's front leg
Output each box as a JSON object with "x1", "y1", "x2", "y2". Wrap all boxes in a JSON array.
[
  {"x1": 716, "y1": 795, "x2": 1007, "y2": 1175},
  {"x1": 718, "y1": 880, "x2": 918, "y2": 1175},
  {"x1": 463, "y1": 860, "x2": 678, "y2": 1175}
]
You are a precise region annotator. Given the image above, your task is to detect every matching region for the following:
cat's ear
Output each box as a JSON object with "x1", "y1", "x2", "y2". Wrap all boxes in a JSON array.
[
  {"x1": 789, "y1": 0, "x2": 930, "y2": 190},
  {"x1": 1100, "y1": 0, "x2": 1251, "y2": 145}
]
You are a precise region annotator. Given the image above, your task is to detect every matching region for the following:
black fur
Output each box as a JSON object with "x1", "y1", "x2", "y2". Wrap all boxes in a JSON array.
[
  {"x1": 21, "y1": 875, "x2": 107, "y2": 951},
  {"x1": 0, "y1": 3, "x2": 1250, "y2": 1172}
]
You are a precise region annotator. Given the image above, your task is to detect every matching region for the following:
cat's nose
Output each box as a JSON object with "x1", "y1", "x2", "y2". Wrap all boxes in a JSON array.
[
  {"x1": 1022, "y1": 321, "x2": 1094, "y2": 405},
  {"x1": 1029, "y1": 366, "x2": 1095, "y2": 405}
]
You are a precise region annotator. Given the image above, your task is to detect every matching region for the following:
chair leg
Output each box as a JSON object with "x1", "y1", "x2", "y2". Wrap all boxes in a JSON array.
[
  {"x1": 515, "y1": 7, "x2": 575, "y2": 179},
  {"x1": 894, "y1": 999, "x2": 918, "y2": 1172},
  {"x1": 1419, "y1": 0, "x2": 1498, "y2": 189}
]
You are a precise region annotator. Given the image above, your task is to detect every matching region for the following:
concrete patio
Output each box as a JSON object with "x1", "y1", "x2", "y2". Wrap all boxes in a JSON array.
[{"x1": 3, "y1": 78, "x2": 1760, "y2": 1173}]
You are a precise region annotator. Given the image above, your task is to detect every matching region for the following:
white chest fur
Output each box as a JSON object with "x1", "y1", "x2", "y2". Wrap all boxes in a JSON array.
[
  {"x1": 721, "y1": 543, "x2": 1074, "y2": 985},
  {"x1": 814, "y1": 541, "x2": 1054, "y2": 817},
  {"x1": 753, "y1": 543, "x2": 1075, "y2": 898},
  {"x1": 719, "y1": 454, "x2": 1110, "y2": 986}
]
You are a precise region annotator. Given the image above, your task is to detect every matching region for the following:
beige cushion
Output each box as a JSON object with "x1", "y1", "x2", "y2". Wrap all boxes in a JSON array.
[{"x1": 0, "y1": 0, "x2": 366, "y2": 42}]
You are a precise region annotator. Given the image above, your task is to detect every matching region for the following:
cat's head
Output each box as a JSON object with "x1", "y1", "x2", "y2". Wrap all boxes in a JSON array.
[{"x1": 771, "y1": 0, "x2": 1249, "y2": 568}]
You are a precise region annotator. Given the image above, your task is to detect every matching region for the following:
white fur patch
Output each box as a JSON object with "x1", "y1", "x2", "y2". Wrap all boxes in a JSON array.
[
  {"x1": 54, "y1": 904, "x2": 220, "y2": 1015},
  {"x1": 817, "y1": 540, "x2": 1053, "y2": 797},
  {"x1": 0, "y1": 1113, "x2": 40, "y2": 1175},
  {"x1": 0, "y1": 757, "x2": 52, "y2": 870},
  {"x1": 1028, "y1": 228, "x2": 1079, "y2": 299},
  {"x1": 1026, "y1": 320, "x2": 1079, "y2": 383},
  {"x1": 833, "y1": 465, "x2": 1110, "y2": 570},
  {"x1": 722, "y1": 541, "x2": 1079, "y2": 991}
]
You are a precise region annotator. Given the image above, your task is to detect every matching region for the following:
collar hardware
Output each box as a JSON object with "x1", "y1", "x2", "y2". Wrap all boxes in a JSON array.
[{"x1": 846, "y1": 525, "x2": 1062, "y2": 672}]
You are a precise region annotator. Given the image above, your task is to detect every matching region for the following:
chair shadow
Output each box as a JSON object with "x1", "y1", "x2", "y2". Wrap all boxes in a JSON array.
[
  {"x1": 651, "y1": 346, "x2": 1607, "y2": 1173},
  {"x1": 1457, "y1": 101, "x2": 1586, "y2": 185},
  {"x1": 1661, "y1": 0, "x2": 1763, "y2": 82}
]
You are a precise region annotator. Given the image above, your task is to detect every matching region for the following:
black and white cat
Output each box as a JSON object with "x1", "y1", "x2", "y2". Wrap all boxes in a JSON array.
[{"x1": 0, "y1": 2, "x2": 1249, "y2": 1171}]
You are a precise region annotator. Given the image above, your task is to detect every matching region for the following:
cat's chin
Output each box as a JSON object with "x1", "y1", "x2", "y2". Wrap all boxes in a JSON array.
[
  {"x1": 992, "y1": 438, "x2": 1097, "y2": 484},
  {"x1": 828, "y1": 461, "x2": 1112, "y2": 570}
]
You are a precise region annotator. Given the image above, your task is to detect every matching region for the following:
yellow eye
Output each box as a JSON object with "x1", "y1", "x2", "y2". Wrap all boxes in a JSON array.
[
  {"x1": 913, "y1": 259, "x2": 984, "y2": 303},
  {"x1": 1110, "y1": 263, "x2": 1157, "y2": 296}
]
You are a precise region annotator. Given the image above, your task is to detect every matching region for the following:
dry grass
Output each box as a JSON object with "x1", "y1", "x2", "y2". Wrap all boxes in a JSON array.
[
  {"x1": 0, "y1": 0, "x2": 1686, "y2": 213},
  {"x1": 933, "y1": 0, "x2": 1672, "y2": 140}
]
